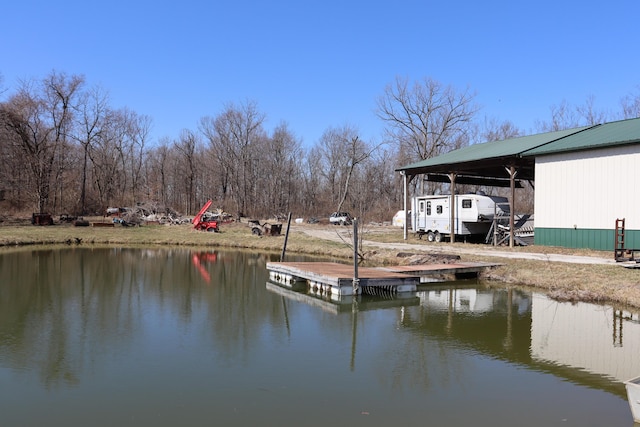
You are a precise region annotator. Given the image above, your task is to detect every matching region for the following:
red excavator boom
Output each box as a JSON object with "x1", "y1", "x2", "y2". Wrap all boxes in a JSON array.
[{"x1": 193, "y1": 200, "x2": 219, "y2": 232}]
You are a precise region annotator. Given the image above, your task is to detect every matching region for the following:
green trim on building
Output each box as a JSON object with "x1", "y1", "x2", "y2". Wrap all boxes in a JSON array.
[{"x1": 535, "y1": 227, "x2": 640, "y2": 251}]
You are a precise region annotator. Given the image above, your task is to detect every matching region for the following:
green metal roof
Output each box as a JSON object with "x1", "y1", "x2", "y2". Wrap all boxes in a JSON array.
[
  {"x1": 523, "y1": 117, "x2": 640, "y2": 156},
  {"x1": 396, "y1": 117, "x2": 640, "y2": 181},
  {"x1": 396, "y1": 126, "x2": 591, "y2": 180}
]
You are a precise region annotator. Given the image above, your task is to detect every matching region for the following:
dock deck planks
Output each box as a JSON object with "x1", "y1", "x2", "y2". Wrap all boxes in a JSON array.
[
  {"x1": 267, "y1": 262, "x2": 419, "y2": 288},
  {"x1": 381, "y1": 261, "x2": 498, "y2": 277},
  {"x1": 266, "y1": 261, "x2": 498, "y2": 294}
]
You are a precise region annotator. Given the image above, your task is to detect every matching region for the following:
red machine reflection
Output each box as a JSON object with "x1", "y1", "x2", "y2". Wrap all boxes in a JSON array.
[{"x1": 191, "y1": 252, "x2": 218, "y2": 283}]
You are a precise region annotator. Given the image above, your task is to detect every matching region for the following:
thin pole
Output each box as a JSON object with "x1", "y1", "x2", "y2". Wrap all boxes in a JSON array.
[
  {"x1": 280, "y1": 212, "x2": 292, "y2": 262},
  {"x1": 352, "y1": 218, "x2": 359, "y2": 295}
]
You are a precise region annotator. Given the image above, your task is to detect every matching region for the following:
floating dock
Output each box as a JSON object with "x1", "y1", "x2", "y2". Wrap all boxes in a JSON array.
[
  {"x1": 266, "y1": 261, "x2": 497, "y2": 297},
  {"x1": 265, "y1": 282, "x2": 420, "y2": 314},
  {"x1": 380, "y1": 262, "x2": 498, "y2": 282}
]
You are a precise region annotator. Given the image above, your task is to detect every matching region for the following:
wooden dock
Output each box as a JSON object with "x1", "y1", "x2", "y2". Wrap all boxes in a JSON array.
[
  {"x1": 380, "y1": 262, "x2": 499, "y2": 282},
  {"x1": 266, "y1": 261, "x2": 497, "y2": 297}
]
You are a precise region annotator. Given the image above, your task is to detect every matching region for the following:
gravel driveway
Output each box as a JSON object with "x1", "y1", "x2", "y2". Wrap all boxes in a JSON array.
[{"x1": 297, "y1": 226, "x2": 619, "y2": 266}]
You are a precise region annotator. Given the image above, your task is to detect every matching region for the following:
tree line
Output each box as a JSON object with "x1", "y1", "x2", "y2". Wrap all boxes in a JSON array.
[{"x1": 1, "y1": 71, "x2": 638, "y2": 222}]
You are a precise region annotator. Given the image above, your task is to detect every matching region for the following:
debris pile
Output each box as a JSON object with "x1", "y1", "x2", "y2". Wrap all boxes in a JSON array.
[{"x1": 107, "y1": 202, "x2": 191, "y2": 226}]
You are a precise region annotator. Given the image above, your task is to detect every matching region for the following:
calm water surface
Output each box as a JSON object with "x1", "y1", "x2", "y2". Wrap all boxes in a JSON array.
[{"x1": 0, "y1": 247, "x2": 637, "y2": 426}]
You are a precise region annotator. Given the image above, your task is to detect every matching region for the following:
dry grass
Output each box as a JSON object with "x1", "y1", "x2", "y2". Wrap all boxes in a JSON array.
[
  {"x1": 0, "y1": 219, "x2": 355, "y2": 258},
  {"x1": 359, "y1": 227, "x2": 640, "y2": 308},
  {"x1": 2, "y1": 219, "x2": 640, "y2": 310},
  {"x1": 475, "y1": 256, "x2": 640, "y2": 308}
]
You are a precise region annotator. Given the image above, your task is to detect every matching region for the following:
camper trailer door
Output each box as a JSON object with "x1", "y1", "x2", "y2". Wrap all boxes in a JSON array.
[{"x1": 417, "y1": 199, "x2": 427, "y2": 230}]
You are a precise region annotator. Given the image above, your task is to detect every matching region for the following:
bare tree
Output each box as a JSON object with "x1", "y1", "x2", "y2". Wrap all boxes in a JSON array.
[
  {"x1": 315, "y1": 125, "x2": 380, "y2": 214},
  {"x1": 481, "y1": 117, "x2": 522, "y2": 142},
  {"x1": 200, "y1": 115, "x2": 232, "y2": 208},
  {"x1": 376, "y1": 76, "x2": 478, "y2": 196},
  {"x1": 536, "y1": 97, "x2": 611, "y2": 132},
  {"x1": 576, "y1": 95, "x2": 609, "y2": 125},
  {"x1": 336, "y1": 135, "x2": 377, "y2": 213},
  {"x1": 45, "y1": 72, "x2": 85, "y2": 213},
  {"x1": 200, "y1": 100, "x2": 266, "y2": 217},
  {"x1": 621, "y1": 87, "x2": 640, "y2": 119},
  {"x1": 260, "y1": 122, "x2": 302, "y2": 217},
  {"x1": 145, "y1": 138, "x2": 171, "y2": 205},
  {"x1": 0, "y1": 106, "x2": 25, "y2": 208},
  {"x1": 376, "y1": 76, "x2": 478, "y2": 161},
  {"x1": 316, "y1": 126, "x2": 348, "y2": 207},
  {"x1": 174, "y1": 129, "x2": 201, "y2": 214},
  {"x1": 316, "y1": 125, "x2": 364, "y2": 211},
  {"x1": 359, "y1": 145, "x2": 403, "y2": 221},
  {"x1": 125, "y1": 111, "x2": 152, "y2": 205},
  {"x1": 87, "y1": 107, "x2": 130, "y2": 208},
  {"x1": 536, "y1": 100, "x2": 579, "y2": 132},
  {"x1": 73, "y1": 85, "x2": 110, "y2": 214},
  {"x1": 300, "y1": 145, "x2": 324, "y2": 216},
  {"x1": 0, "y1": 72, "x2": 84, "y2": 213}
]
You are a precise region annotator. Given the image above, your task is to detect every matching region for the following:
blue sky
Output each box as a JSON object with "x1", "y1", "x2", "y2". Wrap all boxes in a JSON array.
[{"x1": 2, "y1": 0, "x2": 639, "y2": 147}]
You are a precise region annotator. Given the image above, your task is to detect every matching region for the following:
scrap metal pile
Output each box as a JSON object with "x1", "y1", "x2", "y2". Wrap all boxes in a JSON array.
[{"x1": 107, "y1": 202, "x2": 195, "y2": 226}]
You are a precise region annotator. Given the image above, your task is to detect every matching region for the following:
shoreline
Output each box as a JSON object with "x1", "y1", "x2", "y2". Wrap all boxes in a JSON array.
[{"x1": 1, "y1": 220, "x2": 639, "y2": 310}]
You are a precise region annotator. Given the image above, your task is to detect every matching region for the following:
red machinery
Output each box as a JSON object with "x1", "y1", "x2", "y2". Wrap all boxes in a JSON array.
[{"x1": 193, "y1": 200, "x2": 219, "y2": 232}]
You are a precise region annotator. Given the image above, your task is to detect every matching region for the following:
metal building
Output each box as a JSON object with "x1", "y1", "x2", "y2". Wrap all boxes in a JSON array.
[{"x1": 396, "y1": 117, "x2": 640, "y2": 250}]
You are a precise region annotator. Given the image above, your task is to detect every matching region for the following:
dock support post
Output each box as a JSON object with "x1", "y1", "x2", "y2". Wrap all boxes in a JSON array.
[{"x1": 352, "y1": 218, "x2": 359, "y2": 295}]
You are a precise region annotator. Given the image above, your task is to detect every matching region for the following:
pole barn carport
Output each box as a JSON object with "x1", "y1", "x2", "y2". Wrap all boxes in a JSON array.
[{"x1": 395, "y1": 126, "x2": 593, "y2": 246}]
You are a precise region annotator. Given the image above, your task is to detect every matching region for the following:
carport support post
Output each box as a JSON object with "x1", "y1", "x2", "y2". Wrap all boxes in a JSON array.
[
  {"x1": 508, "y1": 166, "x2": 517, "y2": 248},
  {"x1": 402, "y1": 171, "x2": 408, "y2": 240},
  {"x1": 449, "y1": 172, "x2": 457, "y2": 243}
]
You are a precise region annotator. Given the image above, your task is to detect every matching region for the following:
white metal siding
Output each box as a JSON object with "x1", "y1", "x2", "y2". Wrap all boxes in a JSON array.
[{"x1": 535, "y1": 144, "x2": 640, "y2": 230}]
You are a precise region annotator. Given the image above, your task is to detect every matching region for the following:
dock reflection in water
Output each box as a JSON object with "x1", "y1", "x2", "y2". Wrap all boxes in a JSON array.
[{"x1": 0, "y1": 247, "x2": 636, "y2": 426}]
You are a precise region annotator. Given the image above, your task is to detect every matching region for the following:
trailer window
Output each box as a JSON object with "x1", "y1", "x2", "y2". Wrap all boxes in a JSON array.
[
  {"x1": 436, "y1": 205, "x2": 443, "y2": 214},
  {"x1": 462, "y1": 199, "x2": 472, "y2": 209},
  {"x1": 426, "y1": 201, "x2": 431, "y2": 215},
  {"x1": 419, "y1": 201, "x2": 425, "y2": 213}
]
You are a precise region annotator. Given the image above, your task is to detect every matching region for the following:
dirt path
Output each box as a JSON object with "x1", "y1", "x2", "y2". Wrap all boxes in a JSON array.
[{"x1": 297, "y1": 227, "x2": 619, "y2": 265}]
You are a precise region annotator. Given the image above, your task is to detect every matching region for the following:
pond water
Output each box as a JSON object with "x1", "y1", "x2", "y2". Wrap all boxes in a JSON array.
[{"x1": 0, "y1": 247, "x2": 637, "y2": 426}]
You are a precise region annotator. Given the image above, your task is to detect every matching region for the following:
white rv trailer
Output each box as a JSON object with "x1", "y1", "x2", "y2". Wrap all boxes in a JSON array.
[{"x1": 411, "y1": 193, "x2": 510, "y2": 242}]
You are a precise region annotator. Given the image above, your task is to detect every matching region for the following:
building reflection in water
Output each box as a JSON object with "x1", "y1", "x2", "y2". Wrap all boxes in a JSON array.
[
  {"x1": 531, "y1": 294, "x2": 640, "y2": 382},
  {"x1": 274, "y1": 280, "x2": 640, "y2": 394}
]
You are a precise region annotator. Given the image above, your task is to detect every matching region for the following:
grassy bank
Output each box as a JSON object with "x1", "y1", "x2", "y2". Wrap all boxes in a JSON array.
[
  {"x1": 1, "y1": 219, "x2": 640, "y2": 310},
  {"x1": 0, "y1": 220, "x2": 346, "y2": 255}
]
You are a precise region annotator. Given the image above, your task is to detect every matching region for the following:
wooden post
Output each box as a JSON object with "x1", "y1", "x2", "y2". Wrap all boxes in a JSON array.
[
  {"x1": 493, "y1": 202, "x2": 498, "y2": 246},
  {"x1": 449, "y1": 172, "x2": 457, "y2": 243},
  {"x1": 352, "y1": 218, "x2": 359, "y2": 295},
  {"x1": 280, "y1": 212, "x2": 292, "y2": 262},
  {"x1": 509, "y1": 166, "x2": 517, "y2": 248},
  {"x1": 402, "y1": 171, "x2": 408, "y2": 241}
]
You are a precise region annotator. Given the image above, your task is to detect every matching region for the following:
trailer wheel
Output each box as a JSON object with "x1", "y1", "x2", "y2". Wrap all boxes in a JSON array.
[
  {"x1": 434, "y1": 231, "x2": 442, "y2": 243},
  {"x1": 426, "y1": 231, "x2": 435, "y2": 242},
  {"x1": 252, "y1": 227, "x2": 262, "y2": 236}
]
